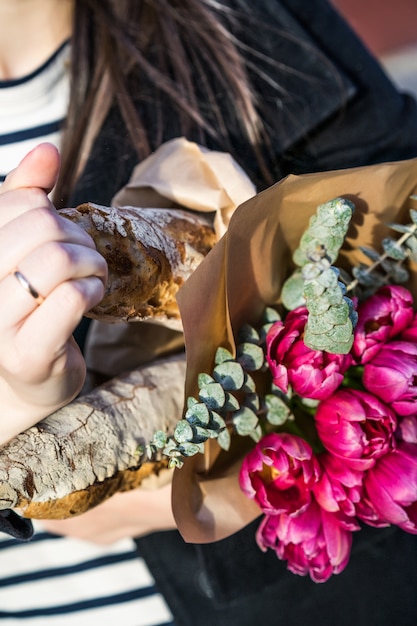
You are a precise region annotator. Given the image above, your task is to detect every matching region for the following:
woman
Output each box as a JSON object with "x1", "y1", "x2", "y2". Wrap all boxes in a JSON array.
[{"x1": 1, "y1": 0, "x2": 417, "y2": 624}]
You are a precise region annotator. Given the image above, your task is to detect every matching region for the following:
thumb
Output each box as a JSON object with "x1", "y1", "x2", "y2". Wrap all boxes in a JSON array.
[{"x1": 0, "y1": 143, "x2": 61, "y2": 195}]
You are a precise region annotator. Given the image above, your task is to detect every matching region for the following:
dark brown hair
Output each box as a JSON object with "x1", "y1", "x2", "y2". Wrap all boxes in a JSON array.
[{"x1": 54, "y1": 0, "x2": 271, "y2": 205}]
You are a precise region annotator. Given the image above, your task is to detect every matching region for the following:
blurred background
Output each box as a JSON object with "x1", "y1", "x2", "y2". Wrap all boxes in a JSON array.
[{"x1": 331, "y1": 0, "x2": 417, "y2": 98}]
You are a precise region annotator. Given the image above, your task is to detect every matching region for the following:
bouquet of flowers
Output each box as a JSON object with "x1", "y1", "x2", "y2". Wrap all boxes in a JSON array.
[{"x1": 148, "y1": 158, "x2": 417, "y2": 583}]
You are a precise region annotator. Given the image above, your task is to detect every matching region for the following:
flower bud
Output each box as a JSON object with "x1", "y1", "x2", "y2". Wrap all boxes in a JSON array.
[
  {"x1": 266, "y1": 307, "x2": 352, "y2": 400},
  {"x1": 315, "y1": 389, "x2": 396, "y2": 470},
  {"x1": 239, "y1": 432, "x2": 320, "y2": 516},
  {"x1": 352, "y1": 285, "x2": 414, "y2": 364}
]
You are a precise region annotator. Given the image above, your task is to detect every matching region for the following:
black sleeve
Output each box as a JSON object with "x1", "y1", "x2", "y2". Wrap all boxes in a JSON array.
[{"x1": 220, "y1": 0, "x2": 417, "y2": 185}]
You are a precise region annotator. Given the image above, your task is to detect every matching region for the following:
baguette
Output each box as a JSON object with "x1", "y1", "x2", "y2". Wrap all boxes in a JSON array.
[
  {"x1": 0, "y1": 355, "x2": 186, "y2": 519},
  {"x1": 59, "y1": 203, "x2": 217, "y2": 323}
]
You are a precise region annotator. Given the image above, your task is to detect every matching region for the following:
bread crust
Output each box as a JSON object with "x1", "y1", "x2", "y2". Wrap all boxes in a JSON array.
[
  {"x1": 19, "y1": 461, "x2": 169, "y2": 519},
  {"x1": 0, "y1": 354, "x2": 186, "y2": 520},
  {"x1": 59, "y1": 203, "x2": 217, "y2": 322}
]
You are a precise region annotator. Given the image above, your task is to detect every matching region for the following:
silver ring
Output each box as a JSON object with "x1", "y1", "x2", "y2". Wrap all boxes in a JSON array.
[{"x1": 12, "y1": 270, "x2": 45, "y2": 305}]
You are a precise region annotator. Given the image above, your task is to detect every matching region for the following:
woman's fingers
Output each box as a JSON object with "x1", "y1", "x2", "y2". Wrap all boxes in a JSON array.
[
  {"x1": 0, "y1": 336, "x2": 87, "y2": 445},
  {"x1": 0, "y1": 204, "x2": 99, "y2": 269},
  {"x1": 0, "y1": 243, "x2": 107, "y2": 330},
  {"x1": 0, "y1": 144, "x2": 109, "y2": 445},
  {"x1": 4, "y1": 277, "x2": 105, "y2": 382},
  {"x1": 0, "y1": 143, "x2": 60, "y2": 195},
  {"x1": 0, "y1": 270, "x2": 105, "y2": 445}
]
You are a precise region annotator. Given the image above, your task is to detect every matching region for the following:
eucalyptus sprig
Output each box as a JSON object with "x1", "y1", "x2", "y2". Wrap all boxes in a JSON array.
[
  {"x1": 346, "y1": 203, "x2": 417, "y2": 297},
  {"x1": 281, "y1": 196, "x2": 417, "y2": 354},
  {"x1": 146, "y1": 307, "x2": 293, "y2": 468},
  {"x1": 281, "y1": 197, "x2": 356, "y2": 354}
]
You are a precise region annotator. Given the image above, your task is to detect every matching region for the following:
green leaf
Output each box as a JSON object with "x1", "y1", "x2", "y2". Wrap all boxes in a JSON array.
[
  {"x1": 292, "y1": 197, "x2": 354, "y2": 266},
  {"x1": 317, "y1": 267, "x2": 340, "y2": 289},
  {"x1": 244, "y1": 392, "x2": 260, "y2": 412},
  {"x1": 303, "y1": 279, "x2": 326, "y2": 299},
  {"x1": 305, "y1": 324, "x2": 354, "y2": 354},
  {"x1": 322, "y1": 301, "x2": 351, "y2": 326},
  {"x1": 174, "y1": 420, "x2": 194, "y2": 443},
  {"x1": 192, "y1": 425, "x2": 215, "y2": 442},
  {"x1": 218, "y1": 428, "x2": 231, "y2": 451},
  {"x1": 224, "y1": 392, "x2": 240, "y2": 411},
  {"x1": 151, "y1": 430, "x2": 168, "y2": 449},
  {"x1": 382, "y1": 237, "x2": 407, "y2": 260},
  {"x1": 306, "y1": 301, "x2": 350, "y2": 335},
  {"x1": 199, "y1": 382, "x2": 226, "y2": 409},
  {"x1": 281, "y1": 271, "x2": 306, "y2": 310},
  {"x1": 352, "y1": 265, "x2": 384, "y2": 287},
  {"x1": 359, "y1": 246, "x2": 382, "y2": 261},
  {"x1": 213, "y1": 361, "x2": 245, "y2": 390},
  {"x1": 263, "y1": 307, "x2": 281, "y2": 324},
  {"x1": 186, "y1": 396, "x2": 198, "y2": 410},
  {"x1": 237, "y1": 324, "x2": 260, "y2": 344},
  {"x1": 387, "y1": 223, "x2": 415, "y2": 235},
  {"x1": 241, "y1": 372, "x2": 257, "y2": 393},
  {"x1": 381, "y1": 259, "x2": 409, "y2": 283},
  {"x1": 249, "y1": 425, "x2": 263, "y2": 443},
  {"x1": 215, "y1": 347, "x2": 234, "y2": 365},
  {"x1": 185, "y1": 402, "x2": 211, "y2": 426},
  {"x1": 405, "y1": 235, "x2": 417, "y2": 256},
  {"x1": 210, "y1": 411, "x2": 227, "y2": 430},
  {"x1": 302, "y1": 262, "x2": 323, "y2": 281},
  {"x1": 237, "y1": 342, "x2": 265, "y2": 371},
  {"x1": 179, "y1": 442, "x2": 205, "y2": 457},
  {"x1": 168, "y1": 457, "x2": 184, "y2": 469},
  {"x1": 198, "y1": 373, "x2": 214, "y2": 388},
  {"x1": 307, "y1": 288, "x2": 344, "y2": 314},
  {"x1": 264, "y1": 394, "x2": 291, "y2": 425},
  {"x1": 233, "y1": 406, "x2": 259, "y2": 436},
  {"x1": 163, "y1": 440, "x2": 182, "y2": 455},
  {"x1": 258, "y1": 322, "x2": 275, "y2": 343}
]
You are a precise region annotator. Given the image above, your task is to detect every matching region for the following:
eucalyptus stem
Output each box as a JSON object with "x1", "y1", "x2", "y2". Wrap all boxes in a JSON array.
[{"x1": 345, "y1": 225, "x2": 417, "y2": 294}]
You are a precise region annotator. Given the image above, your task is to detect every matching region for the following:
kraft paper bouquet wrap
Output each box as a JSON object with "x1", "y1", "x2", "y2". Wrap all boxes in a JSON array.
[{"x1": 167, "y1": 157, "x2": 417, "y2": 582}]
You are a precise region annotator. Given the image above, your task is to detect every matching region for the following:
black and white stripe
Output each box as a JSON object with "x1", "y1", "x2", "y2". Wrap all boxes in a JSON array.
[
  {"x1": 0, "y1": 42, "x2": 69, "y2": 183},
  {"x1": 0, "y1": 528, "x2": 175, "y2": 626}
]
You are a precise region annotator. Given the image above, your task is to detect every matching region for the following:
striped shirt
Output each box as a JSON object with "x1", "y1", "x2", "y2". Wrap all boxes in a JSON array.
[
  {"x1": 0, "y1": 42, "x2": 69, "y2": 182},
  {"x1": 0, "y1": 525, "x2": 175, "y2": 626},
  {"x1": 0, "y1": 44, "x2": 175, "y2": 626}
]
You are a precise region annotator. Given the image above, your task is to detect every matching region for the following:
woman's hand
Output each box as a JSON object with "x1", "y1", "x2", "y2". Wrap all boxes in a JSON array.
[
  {"x1": 0, "y1": 144, "x2": 107, "y2": 445},
  {"x1": 40, "y1": 482, "x2": 176, "y2": 545}
]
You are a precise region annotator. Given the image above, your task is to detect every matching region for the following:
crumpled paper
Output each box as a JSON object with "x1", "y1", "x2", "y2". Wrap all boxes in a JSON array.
[
  {"x1": 113, "y1": 136, "x2": 256, "y2": 239},
  {"x1": 173, "y1": 157, "x2": 417, "y2": 544}
]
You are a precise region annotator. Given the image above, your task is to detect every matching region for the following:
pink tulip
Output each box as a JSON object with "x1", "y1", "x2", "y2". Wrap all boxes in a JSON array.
[
  {"x1": 266, "y1": 308, "x2": 352, "y2": 400},
  {"x1": 239, "y1": 432, "x2": 321, "y2": 516},
  {"x1": 314, "y1": 452, "x2": 364, "y2": 518},
  {"x1": 401, "y1": 311, "x2": 417, "y2": 342},
  {"x1": 256, "y1": 500, "x2": 354, "y2": 582},
  {"x1": 396, "y1": 415, "x2": 417, "y2": 444},
  {"x1": 352, "y1": 285, "x2": 414, "y2": 364},
  {"x1": 363, "y1": 340, "x2": 417, "y2": 416},
  {"x1": 315, "y1": 389, "x2": 397, "y2": 470},
  {"x1": 358, "y1": 442, "x2": 417, "y2": 533}
]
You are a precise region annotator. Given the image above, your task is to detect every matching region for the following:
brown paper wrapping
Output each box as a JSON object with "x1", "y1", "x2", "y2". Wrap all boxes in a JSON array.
[
  {"x1": 173, "y1": 157, "x2": 417, "y2": 544},
  {"x1": 113, "y1": 136, "x2": 256, "y2": 239}
]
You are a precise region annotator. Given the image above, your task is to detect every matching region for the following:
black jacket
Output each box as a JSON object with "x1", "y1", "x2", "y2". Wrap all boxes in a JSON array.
[{"x1": 68, "y1": 1, "x2": 417, "y2": 624}]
